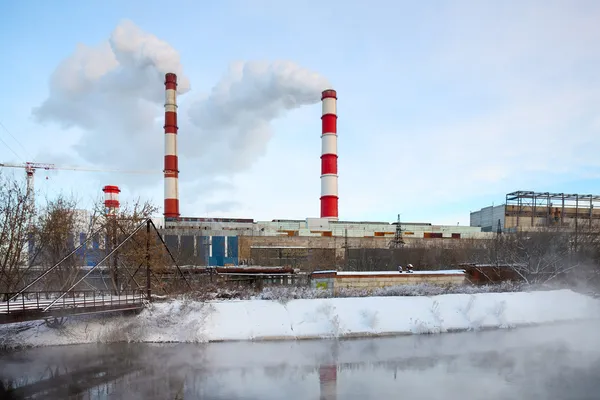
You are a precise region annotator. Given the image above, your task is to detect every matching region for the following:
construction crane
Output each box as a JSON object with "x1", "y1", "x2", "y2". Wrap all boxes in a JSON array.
[{"x1": 0, "y1": 161, "x2": 161, "y2": 207}]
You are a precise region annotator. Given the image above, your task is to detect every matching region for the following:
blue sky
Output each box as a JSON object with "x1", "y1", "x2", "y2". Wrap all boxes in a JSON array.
[{"x1": 1, "y1": 0, "x2": 600, "y2": 225}]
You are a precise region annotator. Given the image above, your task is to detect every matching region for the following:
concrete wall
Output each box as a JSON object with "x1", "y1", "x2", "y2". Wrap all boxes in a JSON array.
[
  {"x1": 238, "y1": 236, "x2": 388, "y2": 260},
  {"x1": 239, "y1": 235, "x2": 490, "y2": 258},
  {"x1": 334, "y1": 274, "x2": 465, "y2": 294},
  {"x1": 156, "y1": 231, "x2": 494, "y2": 269},
  {"x1": 313, "y1": 271, "x2": 466, "y2": 295}
]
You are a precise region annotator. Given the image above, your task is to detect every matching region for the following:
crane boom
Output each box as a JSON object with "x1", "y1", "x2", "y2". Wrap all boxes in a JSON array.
[
  {"x1": 0, "y1": 162, "x2": 160, "y2": 174},
  {"x1": 0, "y1": 161, "x2": 162, "y2": 209}
]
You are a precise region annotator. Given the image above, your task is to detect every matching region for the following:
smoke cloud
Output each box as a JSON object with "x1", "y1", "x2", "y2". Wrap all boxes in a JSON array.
[
  {"x1": 32, "y1": 21, "x2": 329, "y2": 206},
  {"x1": 33, "y1": 19, "x2": 190, "y2": 176},
  {"x1": 183, "y1": 60, "x2": 330, "y2": 173}
]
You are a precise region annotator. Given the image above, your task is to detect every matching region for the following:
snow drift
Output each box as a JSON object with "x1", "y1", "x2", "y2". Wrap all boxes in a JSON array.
[{"x1": 2, "y1": 289, "x2": 599, "y2": 348}]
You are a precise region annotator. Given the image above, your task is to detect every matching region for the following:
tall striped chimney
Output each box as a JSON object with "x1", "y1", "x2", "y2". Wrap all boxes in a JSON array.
[
  {"x1": 164, "y1": 73, "x2": 180, "y2": 219},
  {"x1": 320, "y1": 89, "x2": 338, "y2": 220},
  {"x1": 102, "y1": 185, "x2": 120, "y2": 217}
]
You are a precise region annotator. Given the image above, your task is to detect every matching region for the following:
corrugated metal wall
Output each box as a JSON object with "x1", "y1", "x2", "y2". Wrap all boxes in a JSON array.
[
  {"x1": 179, "y1": 235, "x2": 195, "y2": 264},
  {"x1": 210, "y1": 236, "x2": 225, "y2": 266},
  {"x1": 470, "y1": 205, "x2": 505, "y2": 232},
  {"x1": 196, "y1": 236, "x2": 209, "y2": 265},
  {"x1": 207, "y1": 236, "x2": 238, "y2": 266},
  {"x1": 162, "y1": 234, "x2": 239, "y2": 266},
  {"x1": 164, "y1": 235, "x2": 179, "y2": 255}
]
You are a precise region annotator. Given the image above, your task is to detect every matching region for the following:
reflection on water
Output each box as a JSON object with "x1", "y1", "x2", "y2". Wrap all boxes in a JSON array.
[{"x1": 1, "y1": 321, "x2": 600, "y2": 399}]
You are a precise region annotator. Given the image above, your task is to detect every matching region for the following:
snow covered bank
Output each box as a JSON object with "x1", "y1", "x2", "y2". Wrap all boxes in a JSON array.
[{"x1": 2, "y1": 289, "x2": 599, "y2": 348}]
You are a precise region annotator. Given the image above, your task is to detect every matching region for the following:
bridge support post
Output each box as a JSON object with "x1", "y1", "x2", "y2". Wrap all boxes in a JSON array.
[{"x1": 146, "y1": 219, "x2": 152, "y2": 302}]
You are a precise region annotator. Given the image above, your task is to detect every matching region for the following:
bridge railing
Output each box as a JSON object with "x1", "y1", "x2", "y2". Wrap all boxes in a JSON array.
[{"x1": 0, "y1": 289, "x2": 146, "y2": 314}]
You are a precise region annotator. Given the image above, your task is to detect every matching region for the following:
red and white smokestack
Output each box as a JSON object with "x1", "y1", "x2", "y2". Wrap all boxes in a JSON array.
[
  {"x1": 320, "y1": 89, "x2": 338, "y2": 220},
  {"x1": 164, "y1": 73, "x2": 180, "y2": 219},
  {"x1": 102, "y1": 185, "x2": 120, "y2": 217}
]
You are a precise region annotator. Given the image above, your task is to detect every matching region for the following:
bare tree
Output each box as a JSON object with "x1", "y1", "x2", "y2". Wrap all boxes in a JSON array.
[
  {"x1": 489, "y1": 228, "x2": 583, "y2": 284},
  {"x1": 89, "y1": 198, "x2": 176, "y2": 295},
  {"x1": 30, "y1": 194, "x2": 86, "y2": 290},
  {"x1": 0, "y1": 173, "x2": 35, "y2": 293},
  {"x1": 561, "y1": 226, "x2": 600, "y2": 287}
]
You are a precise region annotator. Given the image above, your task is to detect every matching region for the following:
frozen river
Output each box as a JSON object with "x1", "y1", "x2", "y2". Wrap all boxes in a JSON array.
[{"x1": 1, "y1": 320, "x2": 599, "y2": 399}]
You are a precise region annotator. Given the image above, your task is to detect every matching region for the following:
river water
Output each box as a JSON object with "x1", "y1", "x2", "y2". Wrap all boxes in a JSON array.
[{"x1": 1, "y1": 321, "x2": 599, "y2": 399}]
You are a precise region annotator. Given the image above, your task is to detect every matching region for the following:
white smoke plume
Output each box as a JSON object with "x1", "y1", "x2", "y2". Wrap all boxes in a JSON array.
[
  {"x1": 32, "y1": 20, "x2": 330, "y2": 203},
  {"x1": 33, "y1": 19, "x2": 190, "y2": 176},
  {"x1": 183, "y1": 60, "x2": 330, "y2": 173}
]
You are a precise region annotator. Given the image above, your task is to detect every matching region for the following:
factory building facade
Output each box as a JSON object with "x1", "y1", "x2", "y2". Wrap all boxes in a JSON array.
[
  {"x1": 470, "y1": 191, "x2": 600, "y2": 233},
  {"x1": 26, "y1": 73, "x2": 493, "y2": 269},
  {"x1": 144, "y1": 73, "x2": 494, "y2": 267},
  {"x1": 157, "y1": 217, "x2": 492, "y2": 267}
]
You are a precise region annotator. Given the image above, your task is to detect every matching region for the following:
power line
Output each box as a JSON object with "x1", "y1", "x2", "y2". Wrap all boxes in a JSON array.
[
  {"x1": 0, "y1": 134, "x2": 23, "y2": 162},
  {"x1": 0, "y1": 119, "x2": 31, "y2": 160}
]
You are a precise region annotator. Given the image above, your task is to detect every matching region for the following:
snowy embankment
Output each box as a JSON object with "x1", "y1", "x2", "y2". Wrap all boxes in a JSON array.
[{"x1": 2, "y1": 289, "x2": 599, "y2": 348}]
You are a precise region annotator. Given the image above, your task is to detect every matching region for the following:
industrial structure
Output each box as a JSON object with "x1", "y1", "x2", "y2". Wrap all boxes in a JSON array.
[
  {"x1": 26, "y1": 186, "x2": 122, "y2": 267},
  {"x1": 102, "y1": 185, "x2": 121, "y2": 216},
  {"x1": 156, "y1": 217, "x2": 488, "y2": 267},
  {"x1": 7, "y1": 71, "x2": 599, "y2": 271},
  {"x1": 147, "y1": 73, "x2": 495, "y2": 267},
  {"x1": 469, "y1": 204, "x2": 505, "y2": 233},
  {"x1": 163, "y1": 73, "x2": 180, "y2": 219},
  {"x1": 320, "y1": 89, "x2": 339, "y2": 220},
  {"x1": 0, "y1": 162, "x2": 159, "y2": 208},
  {"x1": 470, "y1": 190, "x2": 600, "y2": 232},
  {"x1": 20, "y1": 72, "x2": 500, "y2": 269}
]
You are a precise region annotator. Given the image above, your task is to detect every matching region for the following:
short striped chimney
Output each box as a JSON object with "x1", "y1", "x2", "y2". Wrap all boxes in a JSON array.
[
  {"x1": 102, "y1": 185, "x2": 120, "y2": 217},
  {"x1": 320, "y1": 89, "x2": 338, "y2": 220},
  {"x1": 164, "y1": 73, "x2": 180, "y2": 219}
]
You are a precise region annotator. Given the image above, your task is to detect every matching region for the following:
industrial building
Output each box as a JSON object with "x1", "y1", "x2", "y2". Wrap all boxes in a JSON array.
[
  {"x1": 156, "y1": 217, "x2": 489, "y2": 267},
  {"x1": 145, "y1": 72, "x2": 492, "y2": 267},
  {"x1": 470, "y1": 191, "x2": 600, "y2": 233},
  {"x1": 12, "y1": 73, "x2": 600, "y2": 270},
  {"x1": 470, "y1": 204, "x2": 505, "y2": 233},
  {"x1": 26, "y1": 192, "x2": 119, "y2": 267},
  {"x1": 31, "y1": 73, "x2": 493, "y2": 269}
]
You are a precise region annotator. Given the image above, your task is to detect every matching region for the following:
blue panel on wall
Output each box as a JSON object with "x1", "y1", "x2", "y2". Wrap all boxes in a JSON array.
[
  {"x1": 227, "y1": 236, "x2": 239, "y2": 258},
  {"x1": 204, "y1": 236, "x2": 239, "y2": 266},
  {"x1": 212, "y1": 236, "x2": 225, "y2": 257},
  {"x1": 211, "y1": 236, "x2": 225, "y2": 266},
  {"x1": 85, "y1": 249, "x2": 100, "y2": 266}
]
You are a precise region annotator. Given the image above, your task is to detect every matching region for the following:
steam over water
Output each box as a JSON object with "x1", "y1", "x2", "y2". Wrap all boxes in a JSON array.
[{"x1": 1, "y1": 321, "x2": 599, "y2": 399}]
